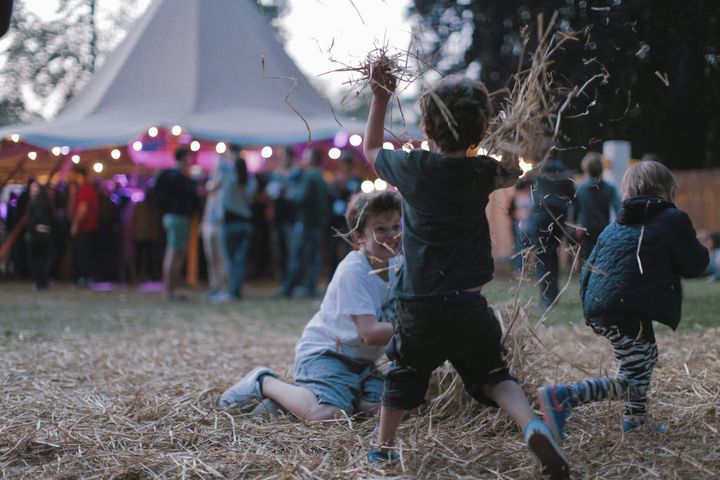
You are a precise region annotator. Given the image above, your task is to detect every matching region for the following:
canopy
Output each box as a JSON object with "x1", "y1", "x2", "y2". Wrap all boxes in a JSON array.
[{"x1": 0, "y1": 0, "x2": 361, "y2": 150}]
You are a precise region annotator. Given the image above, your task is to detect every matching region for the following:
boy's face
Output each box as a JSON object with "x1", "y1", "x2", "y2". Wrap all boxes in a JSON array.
[{"x1": 355, "y1": 210, "x2": 401, "y2": 264}]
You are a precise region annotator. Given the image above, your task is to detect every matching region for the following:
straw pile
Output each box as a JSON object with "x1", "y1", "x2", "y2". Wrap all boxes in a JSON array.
[{"x1": 2, "y1": 305, "x2": 718, "y2": 479}]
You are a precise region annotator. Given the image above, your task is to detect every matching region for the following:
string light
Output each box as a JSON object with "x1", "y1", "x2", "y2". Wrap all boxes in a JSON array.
[
  {"x1": 51, "y1": 147, "x2": 61, "y2": 156},
  {"x1": 10, "y1": 134, "x2": 19, "y2": 142},
  {"x1": 171, "y1": 125, "x2": 182, "y2": 136},
  {"x1": 328, "y1": 147, "x2": 341, "y2": 160},
  {"x1": 72, "y1": 155, "x2": 80, "y2": 164},
  {"x1": 373, "y1": 179, "x2": 388, "y2": 191},
  {"x1": 148, "y1": 127, "x2": 159, "y2": 137},
  {"x1": 361, "y1": 180, "x2": 374, "y2": 193},
  {"x1": 349, "y1": 134, "x2": 363, "y2": 147},
  {"x1": 27, "y1": 151, "x2": 37, "y2": 160},
  {"x1": 190, "y1": 140, "x2": 201, "y2": 152},
  {"x1": 111, "y1": 149, "x2": 121, "y2": 160},
  {"x1": 260, "y1": 146, "x2": 273, "y2": 158},
  {"x1": 382, "y1": 142, "x2": 395, "y2": 150},
  {"x1": 132, "y1": 141, "x2": 143, "y2": 151},
  {"x1": 93, "y1": 162, "x2": 104, "y2": 173},
  {"x1": 60, "y1": 146, "x2": 70, "y2": 155},
  {"x1": 215, "y1": 142, "x2": 227, "y2": 154}
]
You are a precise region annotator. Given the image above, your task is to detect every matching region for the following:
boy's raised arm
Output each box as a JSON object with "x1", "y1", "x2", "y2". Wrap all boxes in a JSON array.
[{"x1": 363, "y1": 66, "x2": 397, "y2": 166}]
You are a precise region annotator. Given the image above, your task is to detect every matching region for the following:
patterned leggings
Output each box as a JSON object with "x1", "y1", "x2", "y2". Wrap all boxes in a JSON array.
[{"x1": 565, "y1": 322, "x2": 659, "y2": 421}]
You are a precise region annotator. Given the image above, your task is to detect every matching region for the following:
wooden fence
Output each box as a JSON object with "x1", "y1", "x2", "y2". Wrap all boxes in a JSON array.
[{"x1": 674, "y1": 168, "x2": 720, "y2": 233}]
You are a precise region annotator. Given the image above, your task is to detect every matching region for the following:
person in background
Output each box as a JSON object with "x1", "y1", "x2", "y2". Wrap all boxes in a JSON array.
[
  {"x1": 25, "y1": 180, "x2": 55, "y2": 289},
  {"x1": 282, "y1": 148, "x2": 330, "y2": 298},
  {"x1": 509, "y1": 179, "x2": 533, "y2": 275},
  {"x1": 328, "y1": 150, "x2": 362, "y2": 277},
  {"x1": 267, "y1": 147, "x2": 302, "y2": 286},
  {"x1": 201, "y1": 151, "x2": 229, "y2": 301},
  {"x1": 131, "y1": 186, "x2": 163, "y2": 281},
  {"x1": 248, "y1": 172, "x2": 273, "y2": 280},
  {"x1": 154, "y1": 147, "x2": 199, "y2": 300},
  {"x1": 70, "y1": 167, "x2": 100, "y2": 287},
  {"x1": 527, "y1": 155, "x2": 576, "y2": 307},
  {"x1": 218, "y1": 145, "x2": 257, "y2": 302},
  {"x1": 698, "y1": 231, "x2": 720, "y2": 282},
  {"x1": 571, "y1": 152, "x2": 620, "y2": 262}
]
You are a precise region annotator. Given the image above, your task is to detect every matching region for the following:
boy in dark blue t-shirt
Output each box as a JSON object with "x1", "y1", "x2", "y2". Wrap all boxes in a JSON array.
[{"x1": 362, "y1": 70, "x2": 569, "y2": 479}]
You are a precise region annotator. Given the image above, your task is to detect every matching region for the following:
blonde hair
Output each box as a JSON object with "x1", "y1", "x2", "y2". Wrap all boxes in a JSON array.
[{"x1": 620, "y1": 160, "x2": 676, "y2": 200}]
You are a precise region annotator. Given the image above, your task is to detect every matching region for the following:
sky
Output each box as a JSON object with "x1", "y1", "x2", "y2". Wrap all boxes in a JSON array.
[{"x1": 21, "y1": 0, "x2": 416, "y2": 100}]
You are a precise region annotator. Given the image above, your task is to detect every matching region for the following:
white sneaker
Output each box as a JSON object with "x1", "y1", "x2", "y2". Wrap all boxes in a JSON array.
[{"x1": 219, "y1": 366, "x2": 278, "y2": 410}]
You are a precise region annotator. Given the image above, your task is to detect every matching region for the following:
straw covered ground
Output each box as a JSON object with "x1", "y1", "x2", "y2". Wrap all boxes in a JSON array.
[{"x1": 1, "y1": 281, "x2": 719, "y2": 479}]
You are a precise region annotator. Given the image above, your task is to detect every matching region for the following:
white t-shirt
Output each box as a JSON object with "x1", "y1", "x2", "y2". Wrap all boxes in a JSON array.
[{"x1": 295, "y1": 250, "x2": 392, "y2": 362}]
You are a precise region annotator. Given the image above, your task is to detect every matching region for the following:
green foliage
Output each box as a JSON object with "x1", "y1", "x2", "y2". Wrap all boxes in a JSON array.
[{"x1": 410, "y1": 0, "x2": 720, "y2": 169}]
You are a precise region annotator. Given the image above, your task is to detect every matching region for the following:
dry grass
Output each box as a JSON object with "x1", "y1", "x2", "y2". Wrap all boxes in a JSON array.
[{"x1": 1, "y1": 298, "x2": 718, "y2": 479}]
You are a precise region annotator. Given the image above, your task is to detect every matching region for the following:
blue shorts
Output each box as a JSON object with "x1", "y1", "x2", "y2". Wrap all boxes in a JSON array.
[
  {"x1": 162, "y1": 214, "x2": 190, "y2": 249},
  {"x1": 293, "y1": 349, "x2": 384, "y2": 415}
]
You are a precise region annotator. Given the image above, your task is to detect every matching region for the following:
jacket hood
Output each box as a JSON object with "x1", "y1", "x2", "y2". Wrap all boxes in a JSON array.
[{"x1": 617, "y1": 195, "x2": 674, "y2": 225}]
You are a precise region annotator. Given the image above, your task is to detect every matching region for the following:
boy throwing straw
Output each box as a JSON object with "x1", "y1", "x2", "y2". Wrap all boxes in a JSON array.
[{"x1": 363, "y1": 68, "x2": 570, "y2": 479}]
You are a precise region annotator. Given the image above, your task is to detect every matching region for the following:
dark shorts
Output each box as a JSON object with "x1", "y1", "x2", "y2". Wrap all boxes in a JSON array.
[
  {"x1": 294, "y1": 350, "x2": 384, "y2": 415},
  {"x1": 383, "y1": 294, "x2": 515, "y2": 411},
  {"x1": 162, "y1": 214, "x2": 190, "y2": 249}
]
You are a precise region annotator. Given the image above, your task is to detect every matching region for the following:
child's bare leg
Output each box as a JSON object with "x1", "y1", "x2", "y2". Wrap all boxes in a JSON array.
[
  {"x1": 481, "y1": 380, "x2": 536, "y2": 431},
  {"x1": 358, "y1": 400, "x2": 380, "y2": 414},
  {"x1": 376, "y1": 406, "x2": 406, "y2": 449},
  {"x1": 261, "y1": 376, "x2": 342, "y2": 422}
]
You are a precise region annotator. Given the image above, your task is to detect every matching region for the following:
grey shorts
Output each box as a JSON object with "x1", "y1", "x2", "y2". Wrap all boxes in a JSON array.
[{"x1": 293, "y1": 349, "x2": 384, "y2": 415}]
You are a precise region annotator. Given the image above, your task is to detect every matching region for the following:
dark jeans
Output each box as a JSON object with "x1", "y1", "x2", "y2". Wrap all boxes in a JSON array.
[
  {"x1": 224, "y1": 221, "x2": 253, "y2": 298},
  {"x1": 578, "y1": 228, "x2": 602, "y2": 263},
  {"x1": 27, "y1": 232, "x2": 53, "y2": 288},
  {"x1": 283, "y1": 223, "x2": 323, "y2": 296},
  {"x1": 73, "y1": 233, "x2": 96, "y2": 282}
]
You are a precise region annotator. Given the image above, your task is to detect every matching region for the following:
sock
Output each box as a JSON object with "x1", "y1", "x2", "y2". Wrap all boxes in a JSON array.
[{"x1": 564, "y1": 377, "x2": 644, "y2": 408}]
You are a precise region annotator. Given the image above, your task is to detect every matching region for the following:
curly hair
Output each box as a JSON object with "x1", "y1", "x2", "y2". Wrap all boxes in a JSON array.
[
  {"x1": 345, "y1": 190, "x2": 401, "y2": 233},
  {"x1": 419, "y1": 74, "x2": 493, "y2": 153}
]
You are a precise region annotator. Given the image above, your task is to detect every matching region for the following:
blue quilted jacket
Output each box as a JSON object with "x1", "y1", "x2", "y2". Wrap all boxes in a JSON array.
[{"x1": 580, "y1": 196, "x2": 708, "y2": 330}]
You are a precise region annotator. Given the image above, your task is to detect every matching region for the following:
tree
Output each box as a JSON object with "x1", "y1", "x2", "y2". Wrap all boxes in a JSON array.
[{"x1": 410, "y1": 0, "x2": 720, "y2": 169}]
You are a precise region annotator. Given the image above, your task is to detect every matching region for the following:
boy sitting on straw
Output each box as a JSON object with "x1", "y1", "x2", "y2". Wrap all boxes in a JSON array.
[
  {"x1": 362, "y1": 68, "x2": 569, "y2": 479},
  {"x1": 219, "y1": 191, "x2": 401, "y2": 422},
  {"x1": 537, "y1": 160, "x2": 709, "y2": 441}
]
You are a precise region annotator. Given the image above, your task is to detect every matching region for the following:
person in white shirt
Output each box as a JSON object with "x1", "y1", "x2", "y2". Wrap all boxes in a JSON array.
[{"x1": 219, "y1": 190, "x2": 401, "y2": 421}]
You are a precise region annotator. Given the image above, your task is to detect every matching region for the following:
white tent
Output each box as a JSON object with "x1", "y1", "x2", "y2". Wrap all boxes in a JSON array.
[{"x1": 0, "y1": 0, "x2": 359, "y2": 150}]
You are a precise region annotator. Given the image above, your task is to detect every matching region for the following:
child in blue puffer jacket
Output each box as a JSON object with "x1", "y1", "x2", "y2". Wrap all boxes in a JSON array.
[{"x1": 536, "y1": 160, "x2": 709, "y2": 442}]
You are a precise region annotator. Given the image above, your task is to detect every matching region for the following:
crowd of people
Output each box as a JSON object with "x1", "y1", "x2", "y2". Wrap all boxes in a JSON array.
[{"x1": 0, "y1": 145, "x2": 364, "y2": 297}]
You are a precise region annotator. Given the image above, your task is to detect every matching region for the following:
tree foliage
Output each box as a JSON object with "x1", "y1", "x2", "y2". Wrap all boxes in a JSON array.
[{"x1": 410, "y1": 0, "x2": 720, "y2": 169}]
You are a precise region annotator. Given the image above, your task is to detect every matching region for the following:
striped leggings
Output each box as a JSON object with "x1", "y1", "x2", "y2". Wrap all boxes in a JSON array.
[{"x1": 565, "y1": 322, "x2": 659, "y2": 421}]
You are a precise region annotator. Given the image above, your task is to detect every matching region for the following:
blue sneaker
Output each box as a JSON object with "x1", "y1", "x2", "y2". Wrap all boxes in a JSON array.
[
  {"x1": 536, "y1": 385, "x2": 572, "y2": 444},
  {"x1": 524, "y1": 419, "x2": 571, "y2": 480},
  {"x1": 367, "y1": 448, "x2": 399, "y2": 465},
  {"x1": 219, "y1": 366, "x2": 278, "y2": 410},
  {"x1": 622, "y1": 417, "x2": 669, "y2": 433}
]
